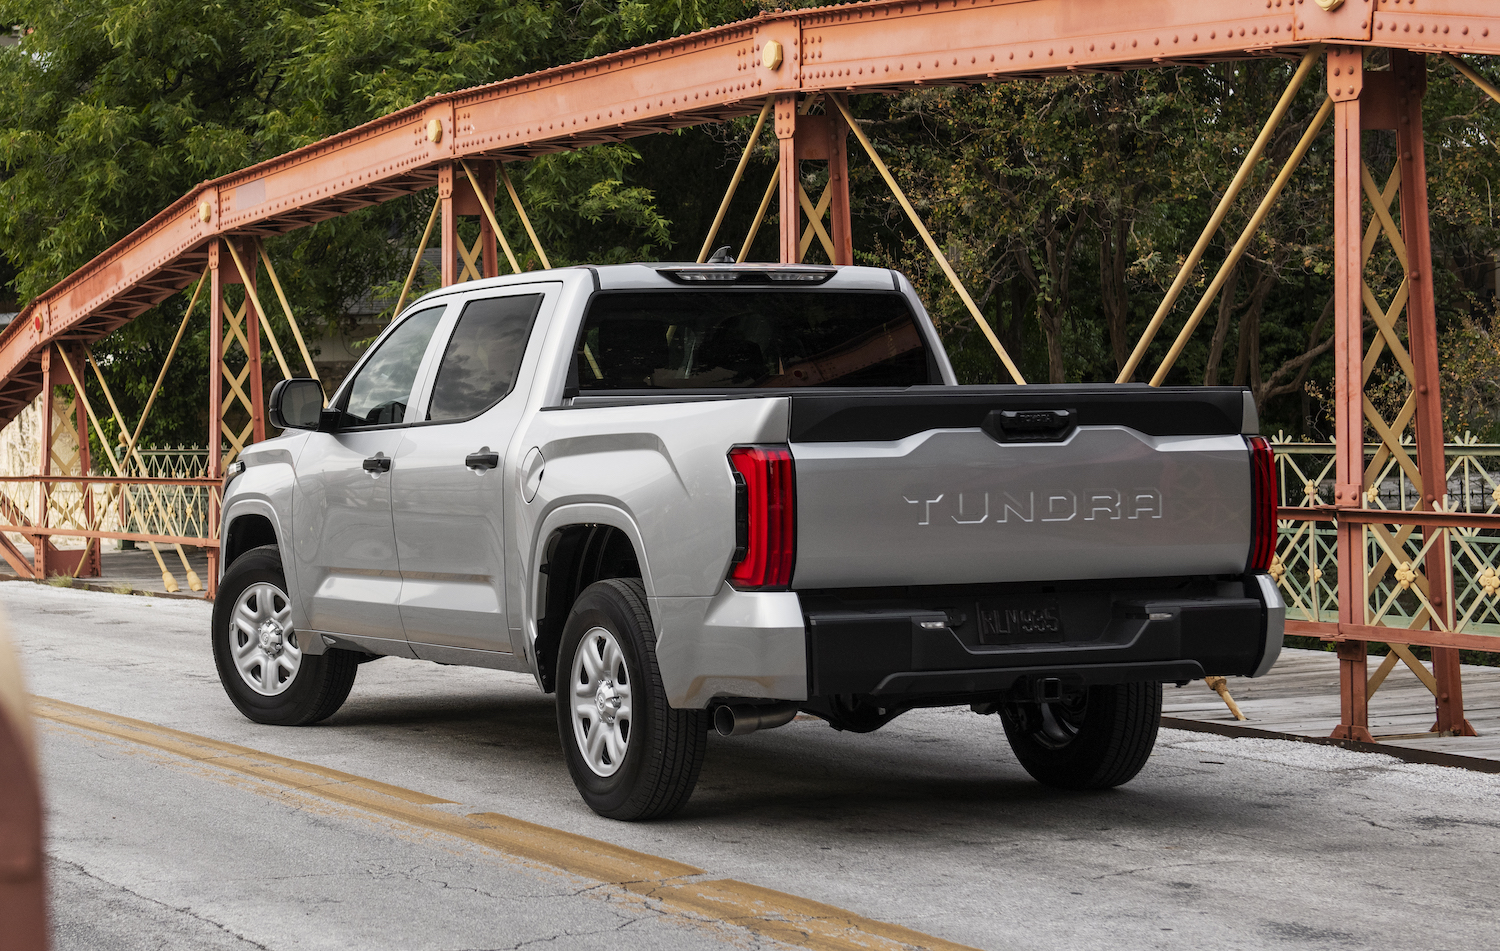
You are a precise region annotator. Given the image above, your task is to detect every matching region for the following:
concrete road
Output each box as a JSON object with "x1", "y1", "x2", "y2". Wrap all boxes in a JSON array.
[{"x1": 6, "y1": 581, "x2": 1499, "y2": 951}]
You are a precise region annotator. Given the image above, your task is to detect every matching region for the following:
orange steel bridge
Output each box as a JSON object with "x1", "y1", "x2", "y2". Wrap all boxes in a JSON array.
[{"x1": 2, "y1": 0, "x2": 1499, "y2": 743}]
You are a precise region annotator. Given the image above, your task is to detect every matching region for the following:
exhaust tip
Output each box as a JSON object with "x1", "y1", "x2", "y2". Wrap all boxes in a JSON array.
[
  {"x1": 713, "y1": 702, "x2": 798, "y2": 737},
  {"x1": 712, "y1": 705, "x2": 741, "y2": 737}
]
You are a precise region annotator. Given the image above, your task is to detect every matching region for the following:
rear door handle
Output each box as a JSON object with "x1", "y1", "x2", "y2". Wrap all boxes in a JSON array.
[
  {"x1": 465, "y1": 450, "x2": 500, "y2": 471},
  {"x1": 362, "y1": 454, "x2": 392, "y2": 473}
]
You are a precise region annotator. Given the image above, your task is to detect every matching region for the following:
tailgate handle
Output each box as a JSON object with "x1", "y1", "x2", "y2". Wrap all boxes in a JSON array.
[{"x1": 983, "y1": 409, "x2": 1077, "y2": 443}]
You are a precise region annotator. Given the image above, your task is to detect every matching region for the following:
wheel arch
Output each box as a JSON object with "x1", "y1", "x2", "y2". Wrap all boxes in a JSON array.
[
  {"x1": 220, "y1": 499, "x2": 315, "y2": 652},
  {"x1": 223, "y1": 511, "x2": 279, "y2": 569},
  {"x1": 528, "y1": 504, "x2": 651, "y2": 694}
]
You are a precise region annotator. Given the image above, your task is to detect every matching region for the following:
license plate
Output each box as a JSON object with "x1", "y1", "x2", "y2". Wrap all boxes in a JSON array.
[{"x1": 974, "y1": 597, "x2": 1064, "y2": 644}]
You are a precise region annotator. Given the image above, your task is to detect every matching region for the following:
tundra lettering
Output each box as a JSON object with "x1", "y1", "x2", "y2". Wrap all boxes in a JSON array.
[{"x1": 905, "y1": 488, "x2": 1165, "y2": 525}]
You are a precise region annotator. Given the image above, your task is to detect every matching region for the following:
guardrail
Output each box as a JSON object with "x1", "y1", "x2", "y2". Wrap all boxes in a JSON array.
[
  {"x1": 0, "y1": 447, "x2": 219, "y2": 595},
  {"x1": 1272, "y1": 435, "x2": 1500, "y2": 644},
  {"x1": 1270, "y1": 435, "x2": 1499, "y2": 740}
]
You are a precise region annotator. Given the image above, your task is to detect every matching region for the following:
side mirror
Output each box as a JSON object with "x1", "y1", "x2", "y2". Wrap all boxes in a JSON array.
[{"x1": 268, "y1": 378, "x2": 325, "y2": 430}]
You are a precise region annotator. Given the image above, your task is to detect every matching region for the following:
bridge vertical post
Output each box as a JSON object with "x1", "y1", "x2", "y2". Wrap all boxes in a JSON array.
[
  {"x1": 207, "y1": 242, "x2": 225, "y2": 595},
  {"x1": 1392, "y1": 50, "x2": 1474, "y2": 736},
  {"x1": 474, "y1": 162, "x2": 499, "y2": 278},
  {"x1": 826, "y1": 94, "x2": 853, "y2": 266},
  {"x1": 775, "y1": 95, "x2": 800, "y2": 263},
  {"x1": 74, "y1": 391, "x2": 99, "y2": 578},
  {"x1": 439, "y1": 163, "x2": 457, "y2": 286},
  {"x1": 35, "y1": 347, "x2": 54, "y2": 578},
  {"x1": 208, "y1": 242, "x2": 224, "y2": 482},
  {"x1": 238, "y1": 238, "x2": 266, "y2": 447},
  {"x1": 1329, "y1": 47, "x2": 1373, "y2": 743}
]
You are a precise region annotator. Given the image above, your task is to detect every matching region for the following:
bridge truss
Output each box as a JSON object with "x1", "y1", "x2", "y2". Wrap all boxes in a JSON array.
[{"x1": 1, "y1": 0, "x2": 1498, "y2": 742}]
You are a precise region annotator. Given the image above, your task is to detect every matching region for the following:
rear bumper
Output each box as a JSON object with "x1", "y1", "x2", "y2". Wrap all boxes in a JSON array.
[{"x1": 804, "y1": 573, "x2": 1284, "y2": 702}]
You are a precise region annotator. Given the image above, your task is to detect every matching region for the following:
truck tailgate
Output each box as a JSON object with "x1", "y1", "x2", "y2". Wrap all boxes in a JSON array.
[{"x1": 789, "y1": 386, "x2": 1254, "y2": 588}]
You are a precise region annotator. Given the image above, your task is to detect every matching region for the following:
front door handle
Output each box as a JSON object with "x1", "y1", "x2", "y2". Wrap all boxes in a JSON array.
[
  {"x1": 465, "y1": 450, "x2": 500, "y2": 471},
  {"x1": 362, "y1": 454, "x2": 392, "y2": 473}
]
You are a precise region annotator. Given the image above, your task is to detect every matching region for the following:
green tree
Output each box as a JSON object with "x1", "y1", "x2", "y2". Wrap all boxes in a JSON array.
[{"x1": 0, "y1": 0, "x2": 750, "y2": 447}]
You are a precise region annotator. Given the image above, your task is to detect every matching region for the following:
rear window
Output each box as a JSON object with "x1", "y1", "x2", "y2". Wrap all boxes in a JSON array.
[{"x1": 574, "y1": 291, "x2": 935, "y2": 390}]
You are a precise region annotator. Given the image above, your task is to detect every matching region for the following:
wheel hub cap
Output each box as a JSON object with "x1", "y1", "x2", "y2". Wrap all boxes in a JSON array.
[
  {"x1": 227, "y1": 581, "x2": 301, "y2": 697},
  {"x1": 594, "y1": 679, "x2": 622, "y2": 724},
  {"x1": 257, "y1": 619, "x2": 284, "y2": 656},
  {"x1": 570, "y1": 627, "x2": 632, "y2": 778}
]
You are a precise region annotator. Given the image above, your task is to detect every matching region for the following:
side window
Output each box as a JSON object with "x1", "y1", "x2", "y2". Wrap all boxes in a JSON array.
[
  {"x1": 426, "y1": 294, "x2": 543, "y2": 421},
  {"x1": 340, "y1": 306, "x2": 444, "y2": 427}
]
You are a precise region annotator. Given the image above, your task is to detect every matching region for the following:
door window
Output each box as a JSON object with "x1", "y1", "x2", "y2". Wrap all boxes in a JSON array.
[
  {"x1": 426, "y1": 294, "x2": 543, "y2": 421},
  {"x1": 339, "y1": 306, "x2": 444, "y2": 427}
]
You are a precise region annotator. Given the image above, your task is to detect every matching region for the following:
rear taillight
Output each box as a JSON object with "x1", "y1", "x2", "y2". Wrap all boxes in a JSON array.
[
  {"x1": 1248, "y1": 435, "x2": 1278, "y2": 572},
  {"x1": 727, "y1": 446, "x2": 795, "y2": 589}
]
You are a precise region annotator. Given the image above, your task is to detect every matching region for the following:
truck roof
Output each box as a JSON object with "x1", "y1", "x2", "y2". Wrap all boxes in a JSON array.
[{"x1": 404, "y1": 263, "x2": 903, "y2": 310}]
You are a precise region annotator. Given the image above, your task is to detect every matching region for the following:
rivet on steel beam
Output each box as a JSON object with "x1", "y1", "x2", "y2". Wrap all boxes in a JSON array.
[
  {"x1": 762, "y1": 40, "x2": 783, "y2": 70},
  {"x1": 428, "y1": 119, "x2": 443, "y2": 143},
  {"x1": 197, "y1": 202, "x2": 211, "y2": 223}
]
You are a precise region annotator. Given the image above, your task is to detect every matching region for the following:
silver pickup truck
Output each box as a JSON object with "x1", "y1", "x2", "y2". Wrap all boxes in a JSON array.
[{"x1": 213, "y1": 263, "x2": 1283, "y2": 820}]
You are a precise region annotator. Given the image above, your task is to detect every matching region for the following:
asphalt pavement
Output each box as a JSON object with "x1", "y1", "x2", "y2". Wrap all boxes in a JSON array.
[{"x1": 6, "y1": 580, "x2": 1499, "y2": 951}]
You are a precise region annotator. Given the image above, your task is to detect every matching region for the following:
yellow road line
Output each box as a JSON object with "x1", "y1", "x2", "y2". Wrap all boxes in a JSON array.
[{"x1": 33, "y1": 696, "x2": 983, "y2": 951}]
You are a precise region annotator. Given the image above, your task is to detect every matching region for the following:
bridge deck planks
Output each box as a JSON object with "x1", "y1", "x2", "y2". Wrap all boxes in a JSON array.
[{"x1": 1165, "y1": 647, "x2": 1500, "y2": 762}]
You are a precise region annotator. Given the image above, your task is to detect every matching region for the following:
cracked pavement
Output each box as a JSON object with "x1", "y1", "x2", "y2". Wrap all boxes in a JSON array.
[{"x1": 7, "y1": 581, "x2": 1500, "y2": 951}]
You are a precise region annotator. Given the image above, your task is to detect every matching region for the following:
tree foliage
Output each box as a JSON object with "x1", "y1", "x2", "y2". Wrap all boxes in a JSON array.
[
  {"x1": 829, "y1": 56, "x2": 1500, "y2": 437},
  {"x1": 3, "y1": 4, "x2": 1500, "y2": 447},
  {"x1": 0, "y1": 0, "x2": 749, "y2": 445}
]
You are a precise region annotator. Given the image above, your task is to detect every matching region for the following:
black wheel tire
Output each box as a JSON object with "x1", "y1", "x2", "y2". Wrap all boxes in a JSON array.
[
  {"x1": 555, "y1": 579, "x2": 707, "y2": 821},
  {"x1": 998, "y1": 682, "x2": 1162, "y2": 790},
  {"x1": 212, "y1": 545, "x2": 358, "y2": 726}
]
